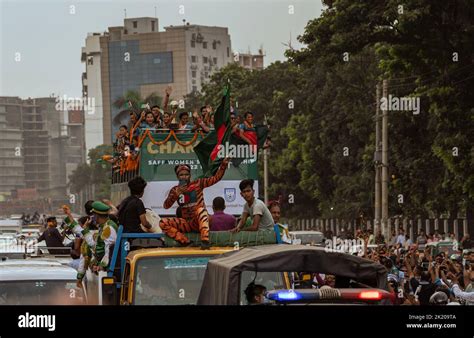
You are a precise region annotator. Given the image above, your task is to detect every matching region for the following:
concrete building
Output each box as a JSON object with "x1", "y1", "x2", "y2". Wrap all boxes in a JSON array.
[
  {"x1": 237, "y1": 49, "x2": 265, "y2": 70},
  {"x1": 81, "y1": 33, "x2": 104, "y2": 155},
  {"x1": 19, "y1": 98, "x2": 51, "y2": 195},
  {"x1": 0, "y1": 97, "x2": 85, "y2": 206},
  {"x1": 81, "y1": 17, "x2": 233, "y2": 147},
  {"x1": 0, "y1": 98, "x2": 25, "y2": 199}
]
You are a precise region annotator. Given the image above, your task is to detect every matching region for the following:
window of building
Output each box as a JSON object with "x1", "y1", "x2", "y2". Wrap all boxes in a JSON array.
[
  {"x1": 212, "y1": 41, "x2": 217, "y2": 50},
  {"x1": 205, "y1": 72, "x2": 209, "y2": 78},
  {"x1": 244, "y1": 56, "x2": 250, "y2": 66},
  {"x1": 153, "y1": 58, "x2": 161, "y2": 64},
  {"x1": 191, "y1": 40, "x2": 196, "y2": 48},
  {"x1": 192, "y1": 86, "x2": 197, "y2": 92},
  {"x1": 87, "y1": 57, "x2": 93, "y2": 65},
  {"x1": 227, "y1": 47, "x2": 230, "y2": 57},
  {"x1": 213, "y1": 57, "x2": 217, "y2": 65},
  {"x1": 191, "y1": 55, "x2": 197, "y2": 63},
  {"x1": 203, "y1": 41, "x2": 208, "y2": 49},
  {"x1": 151, "y1": 20, "x2": 155, "y2": 31},
  {"x1": 192, "y1": 71, "x2": 196, "y2": 78},
  {"x1": 133, "y1": 21, "x2": 138, "y2": 28},
  {"x1": 203, "y1": 57, "x2": 208, "y2": 64}
]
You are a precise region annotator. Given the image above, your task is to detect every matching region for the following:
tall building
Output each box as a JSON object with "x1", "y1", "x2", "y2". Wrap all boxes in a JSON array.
[
  {"x1": 0, "y1": 97, "x2": 25, "y2": 199},
  {"x1": 81, "y1": 17, "x2": 233, "y2": 149},
  {"x1": 81, "y1": 33, "x2": 104, "y2": 155},
  {"x1": 19, "y1": 98, "x2": 51, "y2": 194},
  {"x1": 0, "y1": 96, "x2": 85, "y2": 207}
]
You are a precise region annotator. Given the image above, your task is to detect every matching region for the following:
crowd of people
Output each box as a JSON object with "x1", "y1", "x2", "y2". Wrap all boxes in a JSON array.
[
  {"x1": 108, "y1": 85, "x2": 260, "y2": 174},
  {"x1": 19, "y1": 211, "x2": 45, "y2": 226}
]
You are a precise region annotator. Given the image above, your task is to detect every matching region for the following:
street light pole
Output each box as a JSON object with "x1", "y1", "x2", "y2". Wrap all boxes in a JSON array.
[
  {"x1": 381, "y1": 79, "x2": 389, "y2": 240},
  {"x1": 375, "y1": 83, "x2": 381, "y2": 236}
]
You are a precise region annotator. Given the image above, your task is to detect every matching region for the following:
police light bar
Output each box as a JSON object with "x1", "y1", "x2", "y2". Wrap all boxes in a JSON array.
[
  {"x1": 357, "y1": 291, "x2": 382, "y2": 300},
  {"x1": 266, "y1": 289, "x2": 319, "y2": 302}
]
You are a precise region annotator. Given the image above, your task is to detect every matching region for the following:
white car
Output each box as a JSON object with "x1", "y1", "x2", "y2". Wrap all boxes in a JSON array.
[{"x1": 0, "y1": 259, "x2": 86, "y2": 305}]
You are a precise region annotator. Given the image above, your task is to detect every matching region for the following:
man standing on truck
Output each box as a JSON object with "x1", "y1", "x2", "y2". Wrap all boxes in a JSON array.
[
  {"x1": 88, "y1": 202, "x2": 118, "y2": 272},
  {"x1": 159, "y1": 158, "x2": 230, "y2": 249}
]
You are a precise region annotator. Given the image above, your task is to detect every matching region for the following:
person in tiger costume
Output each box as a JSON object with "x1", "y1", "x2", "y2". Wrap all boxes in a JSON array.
[{"x1": 159, "y1": 158, "x2": 230, "y2": 249}]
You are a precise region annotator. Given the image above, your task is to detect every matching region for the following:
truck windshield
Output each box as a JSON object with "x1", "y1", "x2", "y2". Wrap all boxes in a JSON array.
[
  {"x1": 0, "y1": 280, "x2": 85, "y2": 305},
  {"x1": 133, "y1": 256, "x2": 213, "y2": 305}
]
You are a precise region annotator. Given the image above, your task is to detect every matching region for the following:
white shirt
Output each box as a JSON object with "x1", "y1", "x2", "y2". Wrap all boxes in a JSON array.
[{"x1": 452, "y1": 284, "x2": 474, "y2": 303}]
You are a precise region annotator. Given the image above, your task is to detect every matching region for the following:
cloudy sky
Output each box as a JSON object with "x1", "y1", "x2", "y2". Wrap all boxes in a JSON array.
[{"x1": 0, "y1": 0, "x2": 322, "y2": 99}]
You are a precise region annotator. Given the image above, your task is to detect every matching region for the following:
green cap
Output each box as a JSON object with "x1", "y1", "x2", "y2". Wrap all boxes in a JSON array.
[{"x1": 91, "y1": 201, "x2": 110, "y2": 215}]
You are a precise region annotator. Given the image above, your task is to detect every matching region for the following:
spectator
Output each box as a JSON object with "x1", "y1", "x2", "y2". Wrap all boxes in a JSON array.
[
  {"x1": 191, "y1": 112, "x2": 210, "y2": 133},
  {"x1": 238, "y1": 111, "x2": 257, "y2": 145},
  {"x1": 151, "y1": 105, "x2": 162, "y2": 124},
  {"x1": 396, "y1": 229, "x2": 406, "y2": 246},
  {"x1": 138, "y1": 111, "x2": 158, "y2": 131},
  {"x1": 114, "y1": 125, "x2": 130, "y2": 153},
  {"x1": 244, "y1": 282, "x2": 267, "y2": 305},
  {"x1": 231, "y1": 179, "x2": 274, "y2": 233},
  {"x1": 162, "y1": 112, "x2": 172, "y2": 130},
  {"x1": 209, "y1": 197, "x2": 236, "y2": 231},
  {"x1": 375, "y1": 229, "x2": 385, "y2": 245},
  {"x1": 128, "y1": 111, "x2": 139, "y2": 132},
  {"x1": 460, "y1": 234, "x2": 474, "y2": 250},
  {"x1": 268, "y1": 201, "x2": 291, "y2": 244},
  {"x1": 427, "y1": 233, "x2": 434, "y2": 243},
  {"x1": 389, "y1": 231, "x2": 397, "y2": 246},
  {"x1": 447, "y1": 272, "x2": 474, "y2": 303},
  {"x1": 413, "y1": 268, "x2": 441, "y2": 305},
  {"x1": 367, "y1": 229, "x2": 375, "y2": 245},
  {"x1": 37, "y1": 217, "x2": 68, "y2": 255},
  {"x1": 177, "y1": 112, "x2": 192, "y2": 132},
  {"x1": 416, "y1": 230, "x2": 427, "y2": 245},
  {"x1": 117, "y1": 176, "x2": 151, "y2": 233}
]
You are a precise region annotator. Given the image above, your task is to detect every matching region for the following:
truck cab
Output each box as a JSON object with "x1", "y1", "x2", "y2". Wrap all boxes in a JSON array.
[
  {"x1": 90, "y1": 225, "x2": 282, "y2": 305},
  {"x1": 120, "y1": 247, "x2": 234, "y2": 305}
]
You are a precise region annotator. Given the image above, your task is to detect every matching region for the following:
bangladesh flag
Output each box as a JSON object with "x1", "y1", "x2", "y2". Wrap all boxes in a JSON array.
[{"x1": 194, "y1": 85, "x2": 232, "y2": 177}]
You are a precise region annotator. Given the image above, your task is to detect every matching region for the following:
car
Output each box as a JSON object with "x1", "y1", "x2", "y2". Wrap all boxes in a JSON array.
[
  {"x1": 289, "y1": 230, "x2": 325, "y2": 246},
  {"x1": 197, "y1": 244, "x2": 393, "y2": 305},
  {"x1": 0, "y1": 259, "x2": 86, "y2": 305}
]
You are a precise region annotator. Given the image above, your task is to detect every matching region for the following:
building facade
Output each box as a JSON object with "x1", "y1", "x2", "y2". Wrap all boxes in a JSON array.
[
  {"x1": 82, "y1": 17, "x2": 233, "y2": 148},
  {"x1": 0, "y1": 96, "x2": 85, "y2": 208}
]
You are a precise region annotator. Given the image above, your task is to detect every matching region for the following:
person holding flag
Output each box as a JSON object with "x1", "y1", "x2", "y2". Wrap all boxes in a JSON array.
[{"x1": 159, "y1": 85, "x2": 233, "y2": 249}]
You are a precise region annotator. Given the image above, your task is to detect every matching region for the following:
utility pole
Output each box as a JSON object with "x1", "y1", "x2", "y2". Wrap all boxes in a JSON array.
[
  {"x1": 381, "y1": 80, "x2": 389, "y2": 240},
  {"x1": 374, "y1": 83, "x2": 381, "y2": 237},
  {"x1": 263, "y1": 115, "x2": 269, "y2": 204}
]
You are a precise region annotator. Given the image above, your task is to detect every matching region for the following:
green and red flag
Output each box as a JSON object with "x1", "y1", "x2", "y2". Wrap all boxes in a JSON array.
[{"x1": 194, "y1": 85, "x2": 232, "y2": 177}]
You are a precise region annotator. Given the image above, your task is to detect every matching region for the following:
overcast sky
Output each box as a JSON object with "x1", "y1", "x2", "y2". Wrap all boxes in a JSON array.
[{"x1": 0, "y1": 0, "x2": 322, "y2": 99}]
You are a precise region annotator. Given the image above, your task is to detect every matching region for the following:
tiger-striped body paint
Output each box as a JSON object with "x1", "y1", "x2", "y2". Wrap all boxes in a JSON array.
[{"x1": 160, "y1": 161, "x2": 228, "y2": 244}]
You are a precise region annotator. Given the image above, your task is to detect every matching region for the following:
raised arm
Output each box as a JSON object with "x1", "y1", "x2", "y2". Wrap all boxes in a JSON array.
[
  {"x1": 198, "y1": 158, "x2": 229, "y2": 188},
  {"x1": 163, "y1": 186, "x2": 186, "y2": 209},
  {"x1": 163, "y1": 86, "x2": 172, "y2": 113}
]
